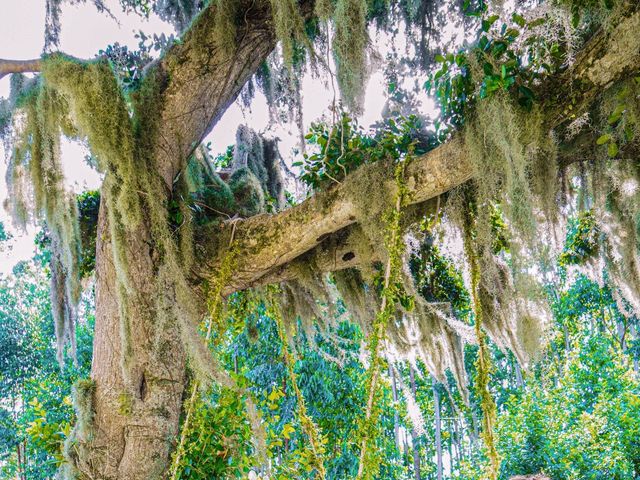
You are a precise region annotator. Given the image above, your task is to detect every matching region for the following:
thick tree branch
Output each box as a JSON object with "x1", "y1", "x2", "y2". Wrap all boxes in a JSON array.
[
  {"x1": 0, "y1": 58, "x2": 42, "y2": 80},
  {"x1": 243, "y1": 200, "x2": 440, "y2": 289},
  {"x1": 194, "y1": 136, "x2": 471, "y2": 294},
  {"x1": 0, "y1": 2, "x2": 312, "y2": 189},
  {"x1": 196, "y1": 6, "x2": 640, "y2": 294},
  {"x1": 153, "y1": 0, "x2": 313, "y2": 186}
]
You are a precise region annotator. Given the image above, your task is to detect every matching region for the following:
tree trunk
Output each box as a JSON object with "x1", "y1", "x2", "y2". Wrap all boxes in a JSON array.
[
  {"x1": 563, "y1": 323, "x2": 570, "y2": 354},
  {"x1": 72, "y1": 202, "x2": 187, "y2": 479},
  {"x1": 514, "y1": 361, "x2": 524, "y2": 388},
  {"x1": 408, "y1": 366, "x2": 421, "y2": 480},
  {"x1": 630, "y1": 323, "x2": 640, "y2": 374},
  {"x1": 432, "y1": 377, "x2": 443, "y2": 480},
  {"x1": 617, "y1": 317, "x2": 627, "y2": 351},
  {"x1": 447, "y1": 415, "x2": 453, "y2": 477}
]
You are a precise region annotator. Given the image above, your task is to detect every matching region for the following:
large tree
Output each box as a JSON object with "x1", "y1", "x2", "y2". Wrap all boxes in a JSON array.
[{"x1": 1, "y1": 0, "x2": 639, "y2": 478}]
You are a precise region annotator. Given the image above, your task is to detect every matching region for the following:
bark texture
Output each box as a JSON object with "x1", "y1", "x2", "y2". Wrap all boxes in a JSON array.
[
  {"x1": 83, "y1": 204, "x2": 187, "y2": 479},
  {"x1": 71, "y1": 1, "x2": 288, "y2": 477}
]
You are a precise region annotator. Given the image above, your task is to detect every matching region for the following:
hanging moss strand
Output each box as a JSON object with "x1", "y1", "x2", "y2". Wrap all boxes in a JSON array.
[
  {"x1": 169, "y1": 244, "x2": 239, "y2": 480},
  {"x1": 356, "y1": 158, "x2": 411, "y2": 480},
  {"x1": 266, "y1": 289, "x2": 327, "y2": 479},
  {"x1": 462, "y1": 208, "x2": 501, "y2": 480}
]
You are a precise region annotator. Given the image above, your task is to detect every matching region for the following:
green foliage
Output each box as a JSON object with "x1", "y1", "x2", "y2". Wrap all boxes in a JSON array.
[
  {"x1": 298, "y1": 113, "x2": 425, "y2": 189},
  {"x1": 498, "y1": 280, "x2": 640, "y2": 479},
  {"x1": 409, "y1": 234, "x2": 471, "y2": 318},
  {"x1": 558, "y1": 211, "x2": 599, "y2": 267},
  {"x1": 0, "y1": 222, "x2": 10, "y2": 244},
  {"x1": 425, "y1": 11, "x2": 563, "y2": 138},
  {"x1": 220, "y1": 310, "x2": 395, "y2": 480},
  {"x1": 596, "y1": 77, "x2": 640, "y2": 158},
  {"x1": 266, "y1": 292, "x2": 328, "y2": 478},
  {"x1": 172, "y1": 387, "x2": 254, "y2": 479},
  {"x1": 558, "y1": 0, "x2": 616, "y2": 28},
  {"x1": 100, "y1": 32, "x2": 169, "y2": 87},
  {"x1": 25, "y1": 397, "x2": 71, "y2": 466},
  {"x1": 0, "y1": 248, "x2": 93, "y2": 479},
  {"x1": 213, "y1": 145, "x2": 235, "y2": 169},
  {"x1": 77, "y1": 190, "x2": 100, "y2": 278}
]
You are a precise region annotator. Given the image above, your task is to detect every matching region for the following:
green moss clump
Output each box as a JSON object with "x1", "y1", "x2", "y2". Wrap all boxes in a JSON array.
[
  {"x1": 333, "y1": 0, "x2": 368, "y2": 112},
  {"x1": 42, "y1": 55, "x2": 140, "y2": 228},
  {"x1": 314, "y1": 0, "x2": 334, "y2": 20},
  {"x1": 229, "y1": 168, "x2": 266, "y2": 217},
  {"x1": 269, "y1": 0, "x2": 307, "y2": 65},
  {"x1": 73, "y1": 378, "x2": 96, "y2": 438},
  {"x1": 233, "y1": 125, "x2": 286, "y2": 209},
  {"x1": 186, "y1": 153, "x2": 237, "y2": 221},
  {"x1": 118, "y1": 392, "x2": 134, "y2": 416},
  {"x1": 211, "y1": 0, "x2": 239, "y2": 51}
]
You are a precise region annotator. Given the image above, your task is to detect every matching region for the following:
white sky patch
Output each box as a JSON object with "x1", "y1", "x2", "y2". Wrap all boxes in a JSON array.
[{"x1": 59, "y1": 138, "x2": 103, "y2": 192}]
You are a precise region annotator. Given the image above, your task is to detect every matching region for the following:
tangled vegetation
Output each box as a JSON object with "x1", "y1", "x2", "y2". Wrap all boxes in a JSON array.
[{"x1": 1, "y1": 0, "x2": 640, "y2": 478}]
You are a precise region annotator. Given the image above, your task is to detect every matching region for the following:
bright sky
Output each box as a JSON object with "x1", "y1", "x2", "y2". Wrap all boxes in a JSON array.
[{"x1": 0, "y1": 0, "x2": 436, "y2": 273}]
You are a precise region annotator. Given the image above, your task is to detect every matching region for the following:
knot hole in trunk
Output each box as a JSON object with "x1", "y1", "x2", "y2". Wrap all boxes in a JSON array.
[{"x1": 139, "y1": 373, "x2": 148, "y2": 401}]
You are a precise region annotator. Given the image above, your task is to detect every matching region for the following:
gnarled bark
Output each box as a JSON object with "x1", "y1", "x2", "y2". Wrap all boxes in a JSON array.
[{"x1": 76, "y1": 200, "x2": 187, "y2": 479}]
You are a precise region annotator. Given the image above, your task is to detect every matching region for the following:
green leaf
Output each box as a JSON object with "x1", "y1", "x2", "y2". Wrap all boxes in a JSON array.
[
  {"x1": 608, "y1": 105, "x2": 625, "y2": 125},
  {"x1": 571, "y1": 9, "x2": 580, "y2": 28},
  {"x1": 434, "y1": 54, "x2": 446, "y2": 63},
  {"x1": 608, "y1": 142, "x2": 619, "y2": 157},
  {"x1": 596, "y1": 134, "x2": 612, "y2": 145},
  {"x1": 479, "y1": 35, "x2": 490, "y2": 51},
  {"x1": 512, "y1": 13, "x2": 526, "y2": 27},
  {"x1": 528, "y1": 17, "x2": 546, "y2": 28},
  {"x1": 482, "y1": 14, "x2": 500, "y2": 32},
  {"x1": 518, "y1": 85, "x2": 535, "y2": 99}
]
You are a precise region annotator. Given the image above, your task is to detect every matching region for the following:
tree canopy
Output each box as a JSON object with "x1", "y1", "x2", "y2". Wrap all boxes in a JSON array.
[{"x1": 0, "y1": 0, "x2": 639, "y2": 479}]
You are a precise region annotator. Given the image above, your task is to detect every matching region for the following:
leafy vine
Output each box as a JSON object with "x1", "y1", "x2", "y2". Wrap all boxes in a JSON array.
[
  {"x1": 355, "y1": 153, "x2": 413, "y2": 480},
  {"x1": 170, "y1": 241, "x2": 239, "y2": 480},
  {"x1": 265, "y1": 288, "x2": 328, "y2": 479}
]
